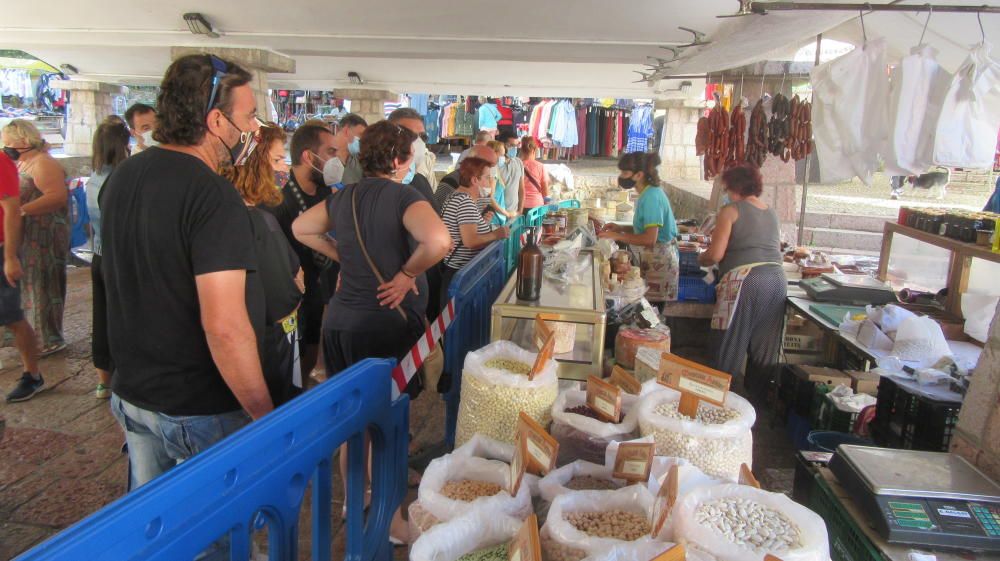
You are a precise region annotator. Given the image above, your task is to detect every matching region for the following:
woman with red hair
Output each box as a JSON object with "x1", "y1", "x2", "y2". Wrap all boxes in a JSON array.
[{"x1": 699, "y1": 163, "x2": 786, "y2": 396}]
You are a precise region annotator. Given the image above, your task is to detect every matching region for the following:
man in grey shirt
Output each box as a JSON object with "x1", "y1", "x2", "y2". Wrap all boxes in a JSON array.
[{"x1": 498, "y1": 131, "x2": 524, "y2": 214}]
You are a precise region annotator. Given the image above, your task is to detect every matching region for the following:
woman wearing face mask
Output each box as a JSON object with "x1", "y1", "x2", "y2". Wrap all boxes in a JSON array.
[
  {"x1": 86, "y1": 117, "x2": 131, "y2": 399},
  {"x1": 484, "y1": 140, "x2": 519, "y2": 226},
  {"x1": 224, "y1": 123, "x2": 305, "y2": 407},
  {"x1": 0, "y1": 119, "x2": 69, "y2": 356},
  {"x1": 698, "y1": 164, "x2": 785, "y2": 396},
  {"x1": 439, "y1": 156, "x2": 511, "y2": 304},
  {"x1": 292, "y1": 121, "x2": 451, "y2": 544},
  {"x1": 598, "y1": 152, "x2": 680, "y2": 302}
]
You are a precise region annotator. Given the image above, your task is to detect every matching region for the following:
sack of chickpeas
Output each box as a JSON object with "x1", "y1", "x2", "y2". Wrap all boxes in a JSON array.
[
  {"x1": 452, "y1": 433, "x2": 543, "y2": 498},
  {"x1": 408, "y1": 454, "x2": 534, "y2": 542},
  {"x1": 637, "y1": 389, "x2": 756, "y2": 482},
  {"x1": 455, "y1": 341, "x2": 559, "y2": 447},
  {"x1": 540, "y1": 486, "x2": 665, "y2": 561},
  {"x1": 410, "y1": 510, "x2": 523, "y2": 561},
  {"x1": 550, "y1": 390, "x2": 640, "y2": 466},
  {"x1": 673, "y1": 484, "x2": 831, "y2": 561}
]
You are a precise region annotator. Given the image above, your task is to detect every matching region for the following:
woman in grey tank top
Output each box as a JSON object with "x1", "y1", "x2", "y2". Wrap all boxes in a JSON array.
[{"x1": 699, "y1": 164, "x2": 786, "y2": 396}]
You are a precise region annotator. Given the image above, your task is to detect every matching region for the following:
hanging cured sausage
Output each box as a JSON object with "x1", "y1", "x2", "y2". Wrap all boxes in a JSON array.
[
  {"x1": 702, "y1": 104, "x2": 730, "y2": 179},
  {"x1": 768, "y1": 93, "x2": 791, "y2": 162},
  {"x1": 745, "y1": 99, "x2": 768, "y2": 168},
  {"x1": 726, "y1": 103, "x2": 747, "y2": 167},
  {"x1": 787, "y1": 95, "x2": 813, "y2": 162}
]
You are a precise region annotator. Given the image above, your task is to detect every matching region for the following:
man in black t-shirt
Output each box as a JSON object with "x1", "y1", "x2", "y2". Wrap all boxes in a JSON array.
[
  {"x1": 265, "y1": 124, "x2": 338, "y2": 380},
  {"x1": 101, "y1": 54, "x2": 272, "y2": 490}
]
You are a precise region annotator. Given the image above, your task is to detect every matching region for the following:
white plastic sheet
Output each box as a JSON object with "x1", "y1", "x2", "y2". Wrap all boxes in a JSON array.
[{"x1": 933, "y1": 41, "x2": 1000, "y2": 168}]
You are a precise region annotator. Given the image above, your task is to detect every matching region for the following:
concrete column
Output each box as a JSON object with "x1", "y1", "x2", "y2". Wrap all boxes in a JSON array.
[
  {"x1": 656, "y1": 99, "x2": 702, "y2": 181},
  {"x1": 952, "y1": 304, "x2": 1000, "y2": 481},
  {"x1": 170, "y1": 47, "x2": 296, "y2": 121},
  {"x1": 333, "y1": 88, "x2": 400, "y2": 125},
  {"x1": 757, "y1": 156, "x2": 800, "y2": 243},
  {"x1": 51, "y1": 80, "x2": 125, "y2": 157}
]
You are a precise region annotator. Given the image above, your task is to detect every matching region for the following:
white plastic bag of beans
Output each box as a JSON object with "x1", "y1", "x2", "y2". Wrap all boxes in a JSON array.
[
  {"x1": 550, "y1": 390, "x2": 640, "y2": 466},
  {"x1": 582, "y1": 542, "x2": 714, "y2": 561},
  {"x1": 452, "y1": 433, "x2": 542, "y2": 497},
  {"x1": 603, "y1": 438, "x2": 722, "y2": 498},
  {"x1": 637, "y1": 390, "x2": 756, "y2": 482},
  {"x1": 673, "y1": 484, "x2": 831, "y2": 561},
  {"x1": 409, "y1": 454, "x2": 533, "y2": 541},
  {"x1": 410, "y1": 510, "x2": 523, "y2": 561},
  {"x1": 455, "y1": 341, "x2": 559, "y2": 447},
  {"x1": 541, "y1": 486, "x2": 663, "y2": 561}
]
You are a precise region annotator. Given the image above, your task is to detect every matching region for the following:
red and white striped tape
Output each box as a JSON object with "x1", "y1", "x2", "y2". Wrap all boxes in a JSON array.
[{"x1": 390, "y1": 299, "x2": 456, "y2": 400}]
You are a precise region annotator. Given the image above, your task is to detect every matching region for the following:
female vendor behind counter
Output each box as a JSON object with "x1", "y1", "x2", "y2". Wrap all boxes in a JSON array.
[
  {"x1": 698, "y1": 163, "x2": 786, "y2": 396},
  {"x1": 598, "y1": 152, "x2": 679, "y2": 302}
]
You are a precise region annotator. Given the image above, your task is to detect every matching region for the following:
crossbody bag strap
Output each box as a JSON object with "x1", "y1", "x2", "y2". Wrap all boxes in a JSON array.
[{"x1": 351, "y1": 187, "x2": 407, "y2": 321}]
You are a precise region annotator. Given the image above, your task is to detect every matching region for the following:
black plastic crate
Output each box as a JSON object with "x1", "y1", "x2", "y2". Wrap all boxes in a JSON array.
[
  {"x1": 872, "y1": 377, "x2": 961, "y2": 452},
  {"x1": 815, "y1": 393, "x2": 861, "y2": 433}
]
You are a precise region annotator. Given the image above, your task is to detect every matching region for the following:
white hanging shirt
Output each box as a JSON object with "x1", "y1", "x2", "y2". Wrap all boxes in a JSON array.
[
  {"x1": 933, "y1": 41, "x2": 1000, "y2": 169},
  {"x1": 884, "y1": 45, "x2": 953, "y2": 176},
  {"x1": 811, "y1": 38, "x2": 889, "y2": 186}
]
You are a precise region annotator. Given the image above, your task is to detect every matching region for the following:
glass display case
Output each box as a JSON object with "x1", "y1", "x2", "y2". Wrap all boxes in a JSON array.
[
  {"x1": 878, "y1": 222, "x2": 1000, "y2": 320},
  {"x1": 491, "y1": 249, "x2": 606, "y2": 380}
]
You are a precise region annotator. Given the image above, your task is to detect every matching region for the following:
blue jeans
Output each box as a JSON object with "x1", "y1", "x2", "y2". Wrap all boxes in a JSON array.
[{"x1": 110, "y1": 393, "x2": 250, "y2": 490}]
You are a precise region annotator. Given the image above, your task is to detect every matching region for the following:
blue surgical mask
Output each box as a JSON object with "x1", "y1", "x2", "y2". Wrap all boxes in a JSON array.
[
  {"x1": 401, "y1": 159, "x2": 416, "y2": 185},
  {"x1": 507, "y1": 147, "x2": 517, "y2": 158},
  {"x1": 348, "y1": 137, "x2": 360, "y2": 156}
]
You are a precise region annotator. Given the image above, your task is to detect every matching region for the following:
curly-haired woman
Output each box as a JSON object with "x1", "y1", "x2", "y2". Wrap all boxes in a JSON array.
[{"x1": 224, "y1": 123, "x2": 305, "y2": 407}]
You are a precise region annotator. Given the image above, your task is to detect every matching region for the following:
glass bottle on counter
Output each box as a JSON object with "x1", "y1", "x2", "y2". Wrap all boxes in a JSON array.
[{"x1": 516, "y1": 226, "x2": 543, "y2": 301}]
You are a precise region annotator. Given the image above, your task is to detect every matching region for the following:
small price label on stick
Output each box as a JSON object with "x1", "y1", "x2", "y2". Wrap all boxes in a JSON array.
[
  {"x1": 613, "y1": 442, "x2": 654, "y2": 483},
  {"x1": 508, "y1": 514, "x2": 541, "y2": 561},
  {"x1": 587, "y1": 375, "x2": 623, "y2": 423},
  {"x1": 528, "y1": 335, "x2": 555, "y2": 381},
  {"x1": 649, "y1": 544, "x2": 685, "y2": 561},
  {"x1": 739, "y1": 463, "x2": 760, "y2": 489},
  {"x1": 657, "y1": 353, "x2": 731, "y2": 418},
  {"x1": 610, "y1": 365, "x2": 642, "y2": 395},
  {"x1": 651, "y1": 464, "x2": 680, "y2": 538},
  {"x1": 517, "y1": 412, "x2": 559, "y2": 475},
  {"x1": 509, "y1": 436, "x2": 527, "y2": 497},
  {"x1": 533, "y1": 314, "x2": 554, "y2": 350}
]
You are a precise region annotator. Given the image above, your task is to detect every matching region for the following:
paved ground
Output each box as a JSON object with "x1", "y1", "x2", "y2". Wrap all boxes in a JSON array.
[{"x1": 0, "y1": 266, "x2": 795, "y2": 560}]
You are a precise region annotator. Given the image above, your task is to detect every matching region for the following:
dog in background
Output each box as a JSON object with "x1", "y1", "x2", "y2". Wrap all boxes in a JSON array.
[{"x1": 906, "y1": 168, "x2": 950, "y2": 199}]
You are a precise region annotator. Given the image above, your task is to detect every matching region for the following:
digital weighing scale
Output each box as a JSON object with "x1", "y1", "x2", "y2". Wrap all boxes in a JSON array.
[
  {"x1": 829, "y1": 445, "x2": 1000, "y2": 551},
  {"x1": 801, "y1": 273, "x2": 897, "y2": 305}
]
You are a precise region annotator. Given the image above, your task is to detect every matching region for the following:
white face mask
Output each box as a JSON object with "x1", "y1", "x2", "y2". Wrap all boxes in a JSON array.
[
  {"x1": 323, "y1": 156, "x2": 345, "y2": 186},
  {"x1": 140, "y1": 130, "x2": 158, "y2": 148},
  {"x1": 411, "y1": 137, "x2": 427, "y2": 169}
]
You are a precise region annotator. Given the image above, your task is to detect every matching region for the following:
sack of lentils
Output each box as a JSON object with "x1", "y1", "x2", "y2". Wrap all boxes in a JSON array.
[
  {"x1": 673, "y1": 484, "x2": 831, "y2": 561},
  {"x1": 550, "y1": 390, "x2": 640, "y2": 466},
  {"x1": 637, "y1": 389, "x2": 756, "y2": 482},
  {"x1": 455, "y1": 341, "x2": 558, "y2": 447},
  {"x1": 540, "y1": 486, "x2": 666, "y2": 561},
  {"x1": 410, "y1": 510, "x2": 523, "y2": 561},
  {"x1": 408, "y1": 454, "x2": 533, "y2": 542}
]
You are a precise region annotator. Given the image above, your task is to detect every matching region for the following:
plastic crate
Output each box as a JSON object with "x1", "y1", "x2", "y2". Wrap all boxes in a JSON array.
[
  {"x1": 678, "y1": 249, "x2": 701, "y2": 274},
  {"x1": 677, "y1": 274, "x2": 716, "y2": 303},
  {"x1": 814, "y1": 393, "x2": 862, "y2": 433},
  {"x1": 808, "y1": 473, "x2": 888, "y2": 561},
  {"x1": 872, "y1": 377, "x2": 961, "y2": 452}
]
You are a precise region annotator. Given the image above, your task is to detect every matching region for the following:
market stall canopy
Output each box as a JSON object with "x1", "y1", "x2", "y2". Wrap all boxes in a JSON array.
[
  {"x1": 0, "y1": 55, "x2": 58, "y2": 73},
  {"x1": 1, "y1": 0, "x2": 739, "y2": 98},
  {"x1": 666, "y1": 0, "x2": 998, "y2": 76}
]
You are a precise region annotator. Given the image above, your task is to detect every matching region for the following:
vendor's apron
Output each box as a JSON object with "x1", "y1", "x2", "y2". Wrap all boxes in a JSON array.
[
  {"x1": 711, "y1": 262, "x2": 782, "y2": 330},
  {"x1": 637, "y1": 241, "x2": 680, "y2": 303}
]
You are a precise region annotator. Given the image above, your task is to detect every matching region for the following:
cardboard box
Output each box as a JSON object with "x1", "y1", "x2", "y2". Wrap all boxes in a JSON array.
[
  {"x1": 846, "y1": 370, "x2": 880, "y2": 395},
  {"x1": 792, "y1": 365, "x2": 852, "y2": 388}
]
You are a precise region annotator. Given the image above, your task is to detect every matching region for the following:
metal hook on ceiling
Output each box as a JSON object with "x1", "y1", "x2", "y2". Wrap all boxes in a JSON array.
[
  {"x1": 918, "y1": 4, "x2": 933, "y2": 46},
  {"x1": 978, "y1": 10, "x2": 986, "y2": 42}
]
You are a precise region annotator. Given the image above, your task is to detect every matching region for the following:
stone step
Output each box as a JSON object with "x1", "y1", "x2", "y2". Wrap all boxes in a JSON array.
[
  {"x1": 803, "y1": 212, "x2": 891, "y2": 234},
  {"x1": 801, "y1": 227, "x2": 884, "y2": 253}
]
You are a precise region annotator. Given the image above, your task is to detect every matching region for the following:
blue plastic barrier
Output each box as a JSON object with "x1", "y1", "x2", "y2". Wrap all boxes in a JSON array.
[
  {"x1": 525, "y1": 200, "x2": 581, "y2": 228},
  {"x1": 504, "y1": 216, "x2": 525, "y2": 276},
  {"x1": 18, "y1": 359, "x2": 409, "y2": 561},
  {"x1": 558, "y1": 199, "x2": 581, "y2": 210},
  {"x1": 442, "y1": 242, "x2": 508, "y2": 448}
]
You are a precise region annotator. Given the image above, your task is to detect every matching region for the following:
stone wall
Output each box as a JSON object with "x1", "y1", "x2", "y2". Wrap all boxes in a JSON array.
[
  {"x1": 332, "y1": 88, "x2": 399, "y2": 125},
  {"x1": 657, "y1": 100, "x2": 702, "y2": 181},
  {"x1": 52, "y1": 81, "x2": 124, "y2": 157},
  {"x1": 951, "y1": 304, "x2": 1000, "y2": 481}
]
